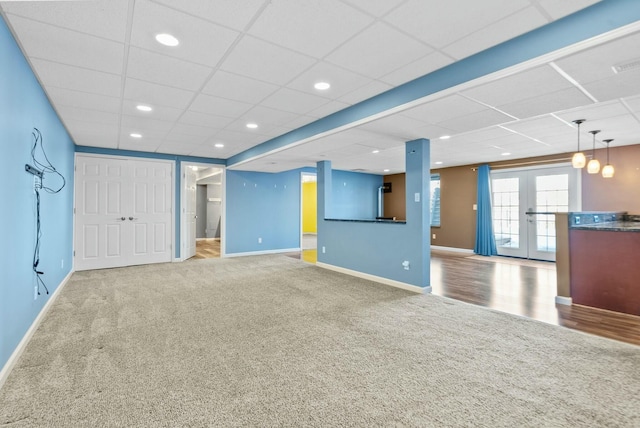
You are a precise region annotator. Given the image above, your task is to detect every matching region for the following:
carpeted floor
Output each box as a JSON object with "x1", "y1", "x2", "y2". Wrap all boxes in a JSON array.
[{"x1": 1, "y1": 255, "x2": 638, "y2": 427}]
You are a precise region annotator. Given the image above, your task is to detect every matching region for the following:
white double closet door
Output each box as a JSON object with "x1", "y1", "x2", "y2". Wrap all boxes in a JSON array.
[{"x1": 74, "y1": 155, "x2": 173, "y2": 271}]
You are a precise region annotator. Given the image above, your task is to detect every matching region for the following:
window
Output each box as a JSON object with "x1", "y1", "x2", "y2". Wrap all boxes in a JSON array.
[{"x1": 430, "y1": 174, "x2": 441, "y2": 226}]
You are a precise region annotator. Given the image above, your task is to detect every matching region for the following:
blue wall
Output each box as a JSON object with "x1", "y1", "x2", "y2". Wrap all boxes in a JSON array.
[
  {"x1": 0, "y1": 16, "x2": 75, "y2": 371},
  {"x1": 330, "y1": 170, "x2": 382, "y2": 219},
  {"x1": 317, "y1": 140, "x2": 430, "y2": 288},
  {"x1": 225, "y1": 169, "x2": 303, "y2": 254}
]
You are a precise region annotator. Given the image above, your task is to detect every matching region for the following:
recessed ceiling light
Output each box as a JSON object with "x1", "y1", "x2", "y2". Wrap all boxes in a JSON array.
[
  {"x1": 246, "y1": 123, "x2": 258, "y2": 129},
  {"x1": 501, "y1": 152, "x2": 511, "y2": 156},
  {"x1": 383, "y1": 169, "x2": 390, "y2": 172},
  {"x1": 214, "y1": 143, "x2": 224, "y2": 148},
  {"x1": 372, "y1": 149, "x2": 380, "y2": 154},
  {"x1": 130, "y1": 133, "x2": 142, "y2": 138},
  {"x1": 435, "y1": 161, "x2": 443, "y2": 165},
  {"x1": 136, "y1": 105, "x2": 152, "y2": 112},
  {"x1": 155, "y1": 33, "x2": 179, "y2": 47},
  {"x1": 314, "y1": 82, "x2": 331, "y2": 90},
  {"x1": 439, "y1": 135, "x2": 451, "y2": 140}
]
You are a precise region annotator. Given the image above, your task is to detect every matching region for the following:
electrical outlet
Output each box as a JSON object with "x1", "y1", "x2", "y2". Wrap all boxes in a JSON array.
[
  {"x1": 34, "y1": 284, "x2": 38, "y2": 300},
  {"x1": 258, "y1": 237, "x2": 262, "y2": 244},
  {"x1": 473, "y1": 204, "x2": 477, "y2": 211},
  {"x1": 432, "y1": 234, "x2": 436, "y2": 239},
  {"x1": 402, "y1": 261, "x2": 410, "y2": 270},
  {"x1": 322, "y1": 246, "x2": 326, "y2": 254},
  {"x1": 61, "y1": 259, "x2": 64, "y2": 269}
]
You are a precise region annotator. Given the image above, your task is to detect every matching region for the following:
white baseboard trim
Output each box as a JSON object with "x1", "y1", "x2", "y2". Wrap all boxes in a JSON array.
[
  {"x1": 316, "y1": 262, "x2": 430, "y2": 294},
  {"x1": 430, "y1": 245, "x2": 474, "y2": 254},
  {"x1": 555, "y1": 296, "x2": 573, "y2": 306},
  {"x1": 225, "y1": 248, "x2": 301, "y2": 258},
  {"x1": 0, "y1": 270, "x2": 74, "y2": 391}
]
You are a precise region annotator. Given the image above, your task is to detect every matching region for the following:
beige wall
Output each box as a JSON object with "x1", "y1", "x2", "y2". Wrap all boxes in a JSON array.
[
  {"x1": 382, "y1": 173, "x2": 406, "y2": 220},
  {"x1": 400, "y1": 143, "x2": 640, "y2": 250},
  {"x1": 581, "y1": 144, "x2": 640, "y2": 212}
]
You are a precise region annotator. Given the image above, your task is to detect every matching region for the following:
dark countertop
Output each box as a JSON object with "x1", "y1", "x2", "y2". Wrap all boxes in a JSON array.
[
  {"x1": 571, "y1": 221, "x2": 640, "y2": 232},
  {"x1": 325, "y1": 218, "x2": 406, "y2": 224}
]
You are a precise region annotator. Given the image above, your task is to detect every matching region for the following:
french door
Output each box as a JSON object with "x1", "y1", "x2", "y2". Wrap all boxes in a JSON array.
[
  {"x1": 491, "y1": 165, "x2": 579, "y2": 261},
  {"x1": 74, "y1": 155, "x2": 173, "y2": 270}
]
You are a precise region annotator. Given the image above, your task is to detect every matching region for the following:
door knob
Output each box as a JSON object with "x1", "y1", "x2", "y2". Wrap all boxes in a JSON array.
[
  {"x1": 129, "y1": 216, "x2": 138, "y2": 221},
  {"x1": 117, "y1": 217, "x2": 125, "y2": 221}
]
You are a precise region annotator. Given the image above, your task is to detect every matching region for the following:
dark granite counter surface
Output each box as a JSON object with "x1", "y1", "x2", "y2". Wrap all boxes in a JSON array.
[{"x1": 571, "y1": 221, "x2": 640, "y2": 232}]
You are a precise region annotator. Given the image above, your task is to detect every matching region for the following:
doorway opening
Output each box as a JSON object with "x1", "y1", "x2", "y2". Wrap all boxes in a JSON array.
[
  {"x1": 301, "y1": 172, "x2": 317, "y2": 263},
  {"x1": 490, "y1": 164, "x2": 580, "y2": 261},
  {"x1": 180, "y1": 162, "x2": 225, "y2": 260}
]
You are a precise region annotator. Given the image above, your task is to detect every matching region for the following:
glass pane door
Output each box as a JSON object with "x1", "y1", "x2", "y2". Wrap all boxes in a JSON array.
[{"x1": 492, "y1": 165, "x2": 579, "y2": 261}]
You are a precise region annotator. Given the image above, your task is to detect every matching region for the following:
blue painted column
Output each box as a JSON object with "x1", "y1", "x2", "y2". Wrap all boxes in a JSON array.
[
  {"x1": 316, "y1": 141, "x2": 430, "y2": 291},
  {"x1": 405, "y1": 139, "x2": 431, "y2": 288}
]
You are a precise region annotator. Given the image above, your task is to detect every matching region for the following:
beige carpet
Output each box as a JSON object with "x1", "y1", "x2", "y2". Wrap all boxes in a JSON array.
[{"x1": 1, "y1": 255, "x2": 638, "y2": 427}]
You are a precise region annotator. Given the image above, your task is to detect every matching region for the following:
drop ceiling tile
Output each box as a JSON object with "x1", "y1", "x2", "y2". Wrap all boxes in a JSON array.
[
  {"x1": 325, "y1": 21, "x2": 431, "y2": 79},
  {"x1": 220, "y1": 36, "x2": 316, "y2": 86},
  {"x1": 501, "y1": 115, "x2": 572, "y2": 140},
  {"x1": 261, "y1": 88, "x2": 330, "y2": 115},
  {"x1": 287, "y1": 61, "x2": 371, "y2": 98},
  {"x1": 380, "y1": 51, "x2": 454, "y2": 86},
  {"x1": 154, "y1": 142, "x2": 200, "y2": 156},
  {"x1": 358, "y1": 114, "x2": 433, "y2": 139},
  {"x1": 56, "y1": 106, "x2": 119, "y2": 126},
  {"x1": 126, "y1": 47, "x2": 213, "y2": 91},
  {"x1": 169, "y1": 124, "x2": 218, "y2": 138},
  {"x1": 306, "y1": 100, "x2": 351, "y2": 118},
  {"x1": 383, "y1": 0, "x2": 530, "y2": 49},
  {"x1": 130, "y1": 0, "x2": 239, "y2": 68},
  {"x1": 554, "y1": 100, "x2": 629, "y2": 124},
  {"x1": 201, "y1": 71, "x2": 279, "y2": 104},
  {"x1": 119, "y1": 139, "x2": 163, "y2": 153},
  {"x1": 337, "y1": 80, "x2": 393, "y2": 105},
  {"x1": 248, "y1": 0, "x2": 373, "y2": 57},
  {"x1": 46, "y1": 87, "x2": 121, "y2": 114},
  {"x1": 443, "y1": 6, "x2": 549, "y2": 60},
  {"x1": 235, "y1": 106, "x2": 299, "y2": 127},
  {"x1": 179, "y1": 111, "x2": 234, "y2": 129},
  {"x1": 30, "y1": 59, "x2": 121, "y2": 97},
  {"x1": 189, "y1": 93, "x2": 253, "y2": 118},
  {"x1": 161, "y1": 131, "x2": 208, "y2": 145},
  {"x1": 124, "y1": 78, "x2": 195, "y2": 110},
  {"x1": 7, "y1": 16, "x2": 124, "y2": 74},
  {"x1": 462, "y1": 65, "x2": 572, "y2": 106},
  {"x1": 282, "y1": 115, "x2": 317, "y2": 130},
  {"x1": 120, "y1": 115, "x2": 175, "y2": 134},
  {"x1": 64, "y1": 120, "x2": 119, "y2": 146},
  {"x1": 402, "y1": 94, "x2": 487, "y2": 124},
  {"x1": 2, "y1": 1, "x2": 128, "y2": 42},
  {"x1": 498, "y1": 87, "x2": 594, "y2": 119},
  {"x1": 623, "y1": 94, "x2": 640, "y2": 112},
  {"x1": 438, "y1": 109, "x2": 515, "y2": 132},
  {"x1": 536, "y1": 0, "x2": 601, "y2": 20},
  {"x1": 340, "y1": 0, "x2": 406, "y2": 17},
  {"x1": 554, "y1": 31, "x2": 640, "y2": 84},
  {"x1": 121, "y1": 100, "x2": 184, "y2": 122},
  {"x1": 151, "y1": 0, "x2": 266, "y2": 31},
  {"x1": 582, "y1": 70, "x2": 640, "y2": 102}
]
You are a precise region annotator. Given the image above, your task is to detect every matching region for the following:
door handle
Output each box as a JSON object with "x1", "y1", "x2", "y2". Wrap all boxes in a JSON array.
[
  {"x1": 117, "y1": 217, "x2": 126, "y2": 221},
  {"x1": 129, "y1": 217, "x2": 138, "y2": 221}
]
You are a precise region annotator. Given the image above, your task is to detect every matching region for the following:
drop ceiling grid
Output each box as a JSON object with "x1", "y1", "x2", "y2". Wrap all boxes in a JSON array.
[{"x1": 6, "y1": 15, "x2": 125, "y2": 75}]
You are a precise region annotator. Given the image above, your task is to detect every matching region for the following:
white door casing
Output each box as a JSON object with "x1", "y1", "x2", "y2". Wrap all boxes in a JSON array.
[
  {"x1": 74, "y1": 155, "x2": 173, "y2": 271},
  {"x1": 183, "y1": 166, "x2": 197, "y2": 260}
]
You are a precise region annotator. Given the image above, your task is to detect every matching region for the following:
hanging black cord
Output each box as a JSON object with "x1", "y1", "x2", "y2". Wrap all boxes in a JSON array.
[
  {"x1": 31, "y1": 128, "x2": 65, "y2": 194},
  {"x1": 33, "y1": 185, "x2": 49, "y2": 295}
]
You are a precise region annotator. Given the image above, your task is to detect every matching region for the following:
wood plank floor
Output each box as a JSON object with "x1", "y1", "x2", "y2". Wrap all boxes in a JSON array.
[
  {"x1": 197, "y1": 243, "x2": 639, "y2": 346},
  {"x1": 430, "y1": 250, "x2": 640, "y2": 346},
  {"x1": 194, "y1": 239, "x2": 220, "y2": 259}
]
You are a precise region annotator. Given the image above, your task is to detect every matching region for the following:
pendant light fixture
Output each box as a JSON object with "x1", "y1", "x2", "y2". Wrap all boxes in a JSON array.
[
  {"x1": 571, "y1": 119, "x2": 586, "y2": 168},
  {"x1": 587, "y1": 130, "x2": 601, "y2": 174},
  {"x1": 602, "y1": 139, "x2": 615, "y2": 178}
]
